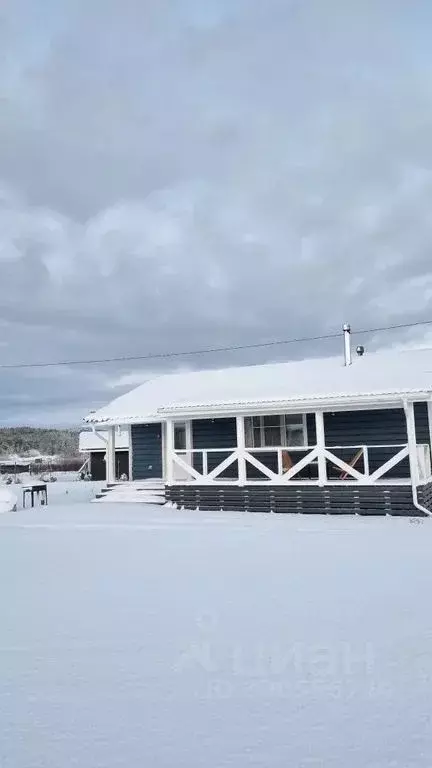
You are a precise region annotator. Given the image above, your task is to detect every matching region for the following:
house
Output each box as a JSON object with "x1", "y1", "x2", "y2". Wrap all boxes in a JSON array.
[
  {"x1": 84, "y1": 337, "x2": 432, "y2": 516},
  {"x1": 79, "y1": 428, "x2": 130, "y2": 480}
]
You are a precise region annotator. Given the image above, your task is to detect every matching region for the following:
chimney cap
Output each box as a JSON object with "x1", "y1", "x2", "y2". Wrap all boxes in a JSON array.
[{"x1": 356, "y1": 345, "x2": 365, "y2": 357}]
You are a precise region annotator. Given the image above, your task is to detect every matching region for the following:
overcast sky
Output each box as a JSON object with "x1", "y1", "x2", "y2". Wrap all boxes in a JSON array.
[{"x1": 1, "y1": 0, "x2": 432, "y2": 426}]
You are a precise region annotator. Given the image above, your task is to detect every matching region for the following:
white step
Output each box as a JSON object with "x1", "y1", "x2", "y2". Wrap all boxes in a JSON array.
[
  {"x1": 108, "y1": 482, "x2": 164, "y2": 491},
  {"x1": 94, "y1": 494, "x2": 166, "y2": 505},
  {"x1": 102, "y1": 488, "x2": 165, "y2": 498},
  {"x1": 92, "y1": 479, "x2": 166, "y2": 505}
]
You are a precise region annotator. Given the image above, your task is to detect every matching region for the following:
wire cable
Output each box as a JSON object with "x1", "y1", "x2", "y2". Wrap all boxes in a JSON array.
[{"x1": 1, "y1": 318, "x2": 432, "y2": 370}]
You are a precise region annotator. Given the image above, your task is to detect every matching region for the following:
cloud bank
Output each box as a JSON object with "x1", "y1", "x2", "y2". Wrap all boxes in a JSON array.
[{"x1": 1, "y1": 0, "x2": 432, "y2": 424}]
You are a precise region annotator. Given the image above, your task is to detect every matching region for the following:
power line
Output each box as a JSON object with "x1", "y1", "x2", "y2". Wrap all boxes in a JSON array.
[
  {"x1": 1, "y1": 318, "x2": 432, "y2": 371},
  {"x1": 354, "y1": 319, "x2": 432, "y2": 336},
  {"x1": 0, "y1": 331, "x2": 342, "y2": 369}
]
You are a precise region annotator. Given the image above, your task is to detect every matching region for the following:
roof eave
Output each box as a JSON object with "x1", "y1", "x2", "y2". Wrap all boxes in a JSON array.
[
  {"x1": 159, "y1": 390, "x2": 432, "y2": 418},
  {"x1": 83, "y1": 414, "x2": 161, "y2": 427},
  {"x1": 85, "y1": 389, "x2": 432, "y2": 425}
]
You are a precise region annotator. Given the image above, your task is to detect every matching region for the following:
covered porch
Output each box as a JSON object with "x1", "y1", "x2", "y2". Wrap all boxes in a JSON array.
[{"x1": 162, "y1": 401, "x2": 432, "y2": 488}]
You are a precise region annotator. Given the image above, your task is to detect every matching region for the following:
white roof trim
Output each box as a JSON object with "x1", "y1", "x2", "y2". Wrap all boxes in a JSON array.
[
  {"x1": 85, "y1": 415, "x2": 162, "y2": 426},
  {"x1": 158, "y1": 389, "x2": 431, "y2": 417}
]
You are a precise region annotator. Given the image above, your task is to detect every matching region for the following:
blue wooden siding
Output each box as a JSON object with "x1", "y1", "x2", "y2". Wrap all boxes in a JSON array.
[
  {"x1": 192, "y1": 418, "x2": 237, "y2": 448},
  {"x1": 192, "y1": 418, "x2": 237, "y2": 477},
  {"x1": 323, "y1": 405, "x2": 429, "y2": 479},
  {"x1": 325, "y1": 408, "x2": 403, "y2": 446},
  {"x1": 131, "y1": 423, "x2": 162, "y2": 479},
  {"x1": 308, "y1": 405, "x2": 428, "y2": 447},
  {"x1": 415, "y1": 403, "x2": 430, "y2": 443},
  {"x1": 306, "y1": 414, "x2": 316, "y2": 444}
]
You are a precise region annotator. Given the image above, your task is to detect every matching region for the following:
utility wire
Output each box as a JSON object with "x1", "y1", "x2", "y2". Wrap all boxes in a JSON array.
[
  {"x1": 1, "y1": 318, "x2": 432, "y2": 371},
  {"x1": 353, "y1": 319, "x2": 432, "y2": 336},
  {"x1": 0, "y1": 332, "x2": 342, "y2": 369}
]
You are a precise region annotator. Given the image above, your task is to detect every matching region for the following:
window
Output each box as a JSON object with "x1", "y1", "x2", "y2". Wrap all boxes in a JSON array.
[
  {"x1": 174, "y1": 423, "x2": 186, "y2": 451},
  {"x1": 245, "y1": 415, "x2": 306, "y2": 448},
  {"x1": 284, "y1": 415, "x2": 306, "y2": 447}
]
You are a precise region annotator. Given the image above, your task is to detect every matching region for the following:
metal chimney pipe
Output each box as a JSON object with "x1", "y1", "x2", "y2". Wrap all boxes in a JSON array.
[{"x1": 343, "y1": 323, "x2": 352, "y2": 366}]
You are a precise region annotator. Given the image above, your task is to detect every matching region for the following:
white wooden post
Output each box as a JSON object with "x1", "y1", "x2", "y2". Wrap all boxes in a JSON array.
[
  {"x1": 315, "y1": 411, "x2": 327, "y2": 486},
  {"x1": 277, "y1": 448, "x2": 283, "y2": 476},
  {"x1": 166, "y1": 419, "x2": 175, "y2": 485},
  {"x1": 128, "y1": 425, "x2": 133, "y2": 481},
  {"x1": 236, "y1": 416, "x2": 247, "y2": 485},
  {"x1": 161, "y1": 422, "x2": 167, "y2": 481},
  {"x1": 185, "y1": 420, "x2": 193, "y2": 470},
  {"x1": 202, "y1": 451, "x2": 208, "y2": 477},
  {"x1": 404, "y1": 401, "x2": 419, "y2": 486},
  {"x1": 106, "y1": 426, "x2": 116, "y2": 484},
  {"x1": 427, "y1": 400, "x2": 432, "y2": 473},
  {"x1": 363, "y1": 446, "x2": 370, "y2": 477}
]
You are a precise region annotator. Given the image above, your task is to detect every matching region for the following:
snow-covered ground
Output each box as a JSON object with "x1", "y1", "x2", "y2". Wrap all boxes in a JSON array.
[
  {"x1": 1, "y1": 499, "x2": 432, "y2": 767},
  {"x1": 0, "y1": 473, "x2": 104, "y2": 509},
  {"x1": 0, "y1": 487, "x2": 17, "y2": 513}
]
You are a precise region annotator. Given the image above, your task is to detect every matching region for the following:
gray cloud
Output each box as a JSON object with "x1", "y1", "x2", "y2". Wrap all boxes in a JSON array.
[{"x1": 1, "y1": 0, "x2": 432, "y2": 425}]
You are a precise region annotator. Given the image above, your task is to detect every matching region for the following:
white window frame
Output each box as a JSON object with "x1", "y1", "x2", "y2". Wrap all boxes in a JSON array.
[{"x1": 245, "y1": 414, "x2": 307, "y2": 448}]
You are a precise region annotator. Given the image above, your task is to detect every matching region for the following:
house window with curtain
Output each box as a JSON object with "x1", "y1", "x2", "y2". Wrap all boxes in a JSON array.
[{"x1": 244, "y1": 415, "x2": 306, "y2": 448}]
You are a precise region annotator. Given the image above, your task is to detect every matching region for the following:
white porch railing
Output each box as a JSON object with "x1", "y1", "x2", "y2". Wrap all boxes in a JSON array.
[{"x1": 170, "y1": 443, "x2": 431, "y2": 486}]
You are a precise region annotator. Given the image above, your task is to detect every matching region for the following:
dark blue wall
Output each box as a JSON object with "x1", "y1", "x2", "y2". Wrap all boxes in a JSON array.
[
  {"x1": 131, "y1": 423, "x2": 162, "y2": 479},
  {"x1": 324, "y1": 408, "x2": 403, "y2": 446},
  {"x1": 415, "y1": 403, "x2": 429, "y2": 443},
  {"x1": 322, "y1": 404, "x2": 429, "y2": 445},
  {"x1": 322, "y1": 405, "x2": 429, "y2": 479},
  {"x1": 306, "y1": 414, "x2": 316, "y2": 444},
  {"x1": 192, "y1": 418, "x2": 237, "y2": 448},
  {"x1": 305, "y1": 405, "x2": 429, "y2": 447},
  {"x1": 192, "y1": 418, "x2": 237, "y2": 477}
]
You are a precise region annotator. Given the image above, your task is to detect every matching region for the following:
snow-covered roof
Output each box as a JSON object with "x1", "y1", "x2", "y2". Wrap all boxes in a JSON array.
[
  {"x1": 79, "y1": 428, "x2": 129, "y2": 452},
  {"x1": 84, "y1": 348, "x2": 432, "y2": 425}
]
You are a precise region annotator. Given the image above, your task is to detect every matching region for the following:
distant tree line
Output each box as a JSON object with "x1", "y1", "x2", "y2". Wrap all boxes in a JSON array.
[{"x1": 0, "y1": 428, "x2": 80, "y2": 458}]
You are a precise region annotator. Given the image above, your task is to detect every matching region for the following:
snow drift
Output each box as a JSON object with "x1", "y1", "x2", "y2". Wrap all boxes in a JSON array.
[{"x1": 0, "y1": 488, "x2": 17, "y2": 513}]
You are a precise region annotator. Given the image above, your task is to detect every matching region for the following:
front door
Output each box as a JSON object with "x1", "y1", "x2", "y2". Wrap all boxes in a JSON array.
[{"x1": 131, "y1": 424, "x2": 163, "y2": 479}]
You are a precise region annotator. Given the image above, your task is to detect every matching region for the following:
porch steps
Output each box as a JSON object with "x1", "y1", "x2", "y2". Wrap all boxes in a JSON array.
[{"x1": 93, "y1": 480, "x2": 166, "y2": 505}]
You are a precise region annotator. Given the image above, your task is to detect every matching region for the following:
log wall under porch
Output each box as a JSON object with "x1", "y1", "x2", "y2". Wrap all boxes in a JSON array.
[{"x1": 165, "y1": 482, "x2": 432, "y2": 516}]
